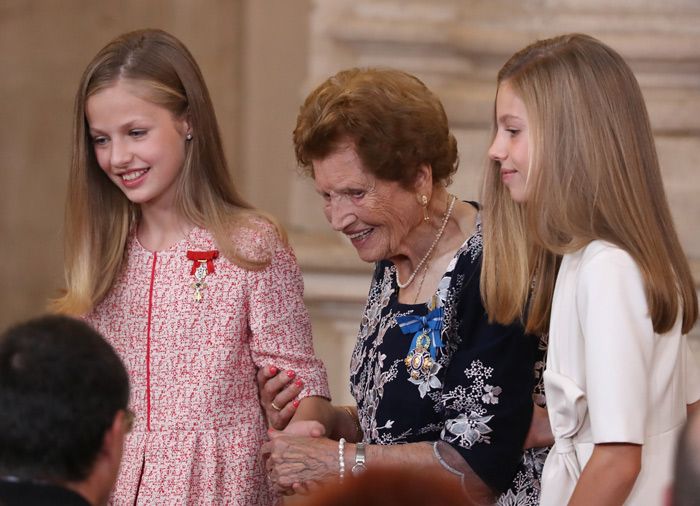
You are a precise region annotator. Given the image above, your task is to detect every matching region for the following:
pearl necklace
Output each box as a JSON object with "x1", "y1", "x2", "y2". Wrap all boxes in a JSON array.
[{"x1": 396, "y1": 194, "x2": 457, "y2": 289}]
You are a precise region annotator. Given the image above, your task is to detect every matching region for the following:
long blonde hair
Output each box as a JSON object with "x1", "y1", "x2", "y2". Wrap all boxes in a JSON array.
[
  {"x1": 481, "y1": 33, "x2": 697, "y2": 335},
  {"x1": 53, "y1": 29, "x2": 282, "y2": 315}
]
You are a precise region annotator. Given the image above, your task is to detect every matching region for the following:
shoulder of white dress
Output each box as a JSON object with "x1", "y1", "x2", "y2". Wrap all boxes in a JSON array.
[
  {"x1": 575, "y1": 241, "x2": 641, "y2": 288},
  {"x1": 579, "y1": 240, "x2": 633, "y2": 265}
]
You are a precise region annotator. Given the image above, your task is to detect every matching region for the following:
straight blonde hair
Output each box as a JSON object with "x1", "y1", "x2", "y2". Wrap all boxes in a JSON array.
[
  {"x1": 53, "y1": 29, "x2": 283, "y2": 315},
  {"x1": 481, "y1": 33, "x2": 697, "y2": 335}
]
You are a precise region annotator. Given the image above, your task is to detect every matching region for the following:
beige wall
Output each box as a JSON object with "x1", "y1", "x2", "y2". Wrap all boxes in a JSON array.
[{"x1": 239, "y1": 0, "x2": 312, "y2": 218}]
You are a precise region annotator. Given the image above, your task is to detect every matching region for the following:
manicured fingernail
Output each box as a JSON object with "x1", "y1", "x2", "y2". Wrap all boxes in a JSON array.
[
  {"x1": 293, "y1": 399, "x2": 300, "y2": 408},
  {"x1": 286, "y1": 370, "x2": 296, "y2": 378},
  {"x1": 294, "y1": 380, "x2": 303, "y2": 388},
  {"x1": 269, "y1": 366, "x2": 277, "y2": 375}
]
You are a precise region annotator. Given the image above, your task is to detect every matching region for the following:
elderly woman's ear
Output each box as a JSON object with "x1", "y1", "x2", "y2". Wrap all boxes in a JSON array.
[{"x1": 413, "y1": 163, "x2": 434, "y2": 197}]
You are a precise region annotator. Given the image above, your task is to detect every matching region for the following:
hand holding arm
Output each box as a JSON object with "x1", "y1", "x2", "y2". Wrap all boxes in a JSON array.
[
  {"x1": 258, "y1": 366, "x2": 363, "y2": 441},
  {"x1": 257, "y1": 366, "x2": 303, "y2": 430}
]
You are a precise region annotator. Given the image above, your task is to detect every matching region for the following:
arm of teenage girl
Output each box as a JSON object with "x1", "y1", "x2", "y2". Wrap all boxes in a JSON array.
[
  {"x1": 246, "y1": 223, "x2": 339, "y2": 437},
  {"x1": 566, "y1": 248, "x2": 659, "y2": 505},
  {"x1": 568, "y1": 444, "x2": 641, "y2": 506}
]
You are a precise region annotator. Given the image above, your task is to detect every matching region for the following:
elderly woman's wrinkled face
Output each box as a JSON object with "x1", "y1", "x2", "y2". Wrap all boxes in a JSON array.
[{"x1": 313, "y1": 142, "x2": 422, "y2": 263}]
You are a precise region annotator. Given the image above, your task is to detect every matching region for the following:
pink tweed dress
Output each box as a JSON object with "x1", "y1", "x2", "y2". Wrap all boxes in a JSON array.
[{"x1": 86, "y1": 222, "x2": 330, "y2": 505}]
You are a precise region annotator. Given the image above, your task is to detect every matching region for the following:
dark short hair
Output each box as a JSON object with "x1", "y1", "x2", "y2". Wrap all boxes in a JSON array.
[
  {"x1": 293, "y1": 67, "x2": 459, "y2": 188},
  {"x1": 0, "y1": 315, "x2": 129, "y2": 482},
  {"x1": 673, "y1": 410, "x2": 700, "y2": 506}
]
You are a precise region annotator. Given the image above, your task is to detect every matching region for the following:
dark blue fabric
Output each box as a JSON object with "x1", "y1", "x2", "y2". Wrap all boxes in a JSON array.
[{"x1": 350, "y1": 215, "x2": 538, "y2": 493}]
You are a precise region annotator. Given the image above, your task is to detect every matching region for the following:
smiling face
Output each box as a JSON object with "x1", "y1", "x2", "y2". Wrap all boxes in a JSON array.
[
  {"x1": 85, "y1": 79, "x2": 190, "y2": 212},
  {"x1": 313, "y1": 142, "x2": 423, "y2": 263},
  {"x1": 488, "y1": 81, "x2": 532, "y2": 203}
]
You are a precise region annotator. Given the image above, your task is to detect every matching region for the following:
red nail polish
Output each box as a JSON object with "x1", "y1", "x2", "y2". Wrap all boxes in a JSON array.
[
  {"x1": 286, "y1": 370, "x2": 296, "y2": 378},
  {"x1": 269, "y1": 366, "x2": 277, "y2": 375},
  {"x1": 295, "y1": 380, "x2": 303, "y2": 388},
  {"x1": 293, "y1": 399, "x2": 300, "y2": 408}
]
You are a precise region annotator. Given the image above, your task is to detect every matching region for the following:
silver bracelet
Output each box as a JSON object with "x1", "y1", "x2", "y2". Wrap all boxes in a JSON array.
[
  {"x1": 351, "y1": 442, "x2": 367, "y2": 476},
  {"x1": 338, "y1": 437, "x2": 346, "y2": 481}
]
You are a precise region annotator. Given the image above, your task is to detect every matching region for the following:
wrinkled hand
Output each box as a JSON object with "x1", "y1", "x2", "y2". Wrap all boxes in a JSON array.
[
  {"x1": 262, "y1": 430, "x2": 338, "y2": 494},
  {"x1": 257, "y1": 366, "x2": 304, "y2": 430}
]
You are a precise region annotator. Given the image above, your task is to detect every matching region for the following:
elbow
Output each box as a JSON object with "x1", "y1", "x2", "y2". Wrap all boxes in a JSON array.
[
  {"x1": 620, "y1": 457, "x2": 642, "y2": 487},
  {"x1": 613, "y1": 446, "x2": 642, "y2": 488}
]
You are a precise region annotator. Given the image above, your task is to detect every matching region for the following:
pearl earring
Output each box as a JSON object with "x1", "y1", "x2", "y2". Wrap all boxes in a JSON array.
[
  {"x1": 421, "y1": 194, "x2": 430, "y2": 222},
  {"x1": 186, "y1": 133, "x2": 193, "y2": 141}
]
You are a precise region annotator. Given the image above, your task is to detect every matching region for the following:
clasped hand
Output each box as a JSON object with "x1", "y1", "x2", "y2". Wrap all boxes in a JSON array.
[{"x1": 261, "y1": 420, "x2": 337, "y2": 495}]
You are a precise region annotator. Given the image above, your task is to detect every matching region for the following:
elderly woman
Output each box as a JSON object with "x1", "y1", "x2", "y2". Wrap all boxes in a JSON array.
[{"x1": 260, "y1": 68, "x2": 544, "y2": 504}]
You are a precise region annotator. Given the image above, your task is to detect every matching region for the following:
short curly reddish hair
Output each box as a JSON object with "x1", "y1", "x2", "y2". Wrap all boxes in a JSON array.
[{"x1": 293, "y1": 68, "x2": 459, "y2": 187}]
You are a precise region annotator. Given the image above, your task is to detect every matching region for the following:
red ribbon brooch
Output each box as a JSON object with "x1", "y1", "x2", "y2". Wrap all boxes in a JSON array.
[{"x1": 186, "y1": 250, "x2": 219, "y2": 302}]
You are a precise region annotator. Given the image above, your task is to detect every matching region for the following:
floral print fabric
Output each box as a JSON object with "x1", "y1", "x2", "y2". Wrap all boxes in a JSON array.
[{"x1": 350, "y1": 213, "x2": 542, "y2": 498}]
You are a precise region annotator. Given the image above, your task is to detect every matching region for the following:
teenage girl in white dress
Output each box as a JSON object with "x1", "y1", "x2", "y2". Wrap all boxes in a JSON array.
[{"x1": 482, "y1": 33, "x2": 700, "y2": 505}]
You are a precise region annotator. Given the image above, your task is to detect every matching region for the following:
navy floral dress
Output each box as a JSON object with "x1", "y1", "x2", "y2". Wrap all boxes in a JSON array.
[{"x1": 349, "y1": 212, "x2": 547, "y2": 503}]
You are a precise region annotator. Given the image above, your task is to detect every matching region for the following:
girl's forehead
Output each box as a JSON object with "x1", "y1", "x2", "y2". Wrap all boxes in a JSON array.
[
  {"x1": 85, "y1": 82, "x2": 180, "y2": 133},
  {"x1": 91, "y1": 78, "x2": 152, "y2": 100}
]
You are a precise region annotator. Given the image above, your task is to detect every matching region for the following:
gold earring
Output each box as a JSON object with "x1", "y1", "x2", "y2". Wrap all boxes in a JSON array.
[{"x1": 421, "y1": 194, "x2": 430, "y2": 222}]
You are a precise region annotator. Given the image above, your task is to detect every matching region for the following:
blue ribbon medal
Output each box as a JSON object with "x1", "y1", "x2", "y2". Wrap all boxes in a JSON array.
[{"x1": 396, "y1": 306, "x2": 444, "y2": 380}]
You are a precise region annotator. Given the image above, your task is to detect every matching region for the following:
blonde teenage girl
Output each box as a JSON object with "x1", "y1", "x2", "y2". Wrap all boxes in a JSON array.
[
  {"x1": 53, "y1": 29, "x2": 330, "y2": 504},
  {"x1": 482, "y1": 33, "x2": 700, "y2": 505}
]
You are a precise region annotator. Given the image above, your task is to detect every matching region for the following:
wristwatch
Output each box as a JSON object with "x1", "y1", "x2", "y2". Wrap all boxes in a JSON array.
[{"x1": 351, "y1": 442, "x2": 367, "y2": 476}]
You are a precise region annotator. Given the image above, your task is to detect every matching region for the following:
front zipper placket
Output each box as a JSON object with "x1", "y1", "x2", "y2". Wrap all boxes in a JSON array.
[{"x1": 145, "y1": 251, "x2": 157, "y2": 432}]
